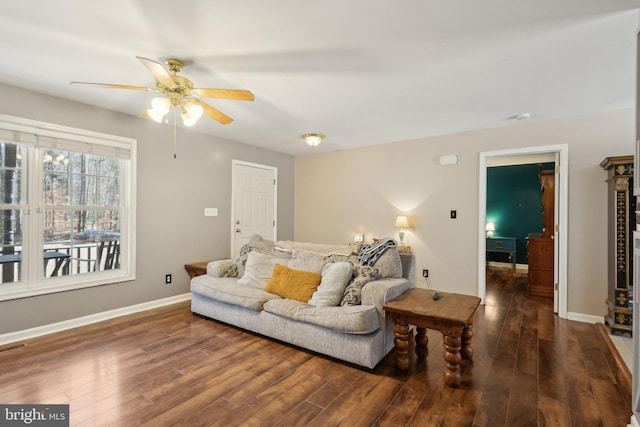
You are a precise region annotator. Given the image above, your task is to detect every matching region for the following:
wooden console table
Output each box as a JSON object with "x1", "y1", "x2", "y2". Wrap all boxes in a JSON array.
[
  {"x1": 383, "y1": 288, "x2": 481, "y2": 387},
  {"x1": 184, "y1": 261, "x2": 209, "y2": 279}
]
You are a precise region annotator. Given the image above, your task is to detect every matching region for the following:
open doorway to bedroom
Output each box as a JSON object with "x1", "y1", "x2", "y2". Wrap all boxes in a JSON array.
[{"x1": 478, "y1": 145, "x2": 568, "y2": 319}]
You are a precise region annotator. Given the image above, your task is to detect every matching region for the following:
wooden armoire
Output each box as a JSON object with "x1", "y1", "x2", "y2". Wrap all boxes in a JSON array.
[
  {"x1": 528, "y1": 169, "x2": 555, "y2": 298},
  {"x1": 601, "y1": 156, "x2": 635, "y2": 336}
]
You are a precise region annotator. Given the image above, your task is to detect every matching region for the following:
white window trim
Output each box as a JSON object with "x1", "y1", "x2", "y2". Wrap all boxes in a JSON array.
[{"x1": 0, "y1": 115, "x2": 136, "y2": 301}]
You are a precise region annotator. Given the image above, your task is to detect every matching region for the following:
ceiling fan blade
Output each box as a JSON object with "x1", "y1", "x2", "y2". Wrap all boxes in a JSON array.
[
  {"x1": 193, "y1": 88, "x2": 255, "y2": 101},
  {"x1": 70, "y1": 82, "x2": 154, "y2": 92},
  {"x1": 136, "y1": 56, "x2": 176, "y2": 88},
  {"x1": 192, "y1": 99, "x2": 233, "y2": 125}
]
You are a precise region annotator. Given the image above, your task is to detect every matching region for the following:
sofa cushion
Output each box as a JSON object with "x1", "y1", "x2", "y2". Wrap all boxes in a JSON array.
[
  {"x1": 191, "y1": 275, "x2": 281, "y2": 311},
  {"x1": 309, "y1": 262, "x2": 353, "y2": 307},
  {"x1": 275, "y1": 240, "x2": 353, "y2": 256},
  {"x1": 371, "y1": 248, "x2": 403, "y2": 278},
  {"x1": 341, "y1": 264, "x2": 379, "y2": 306},
  {"x1": 288, "y1": 249, "x2": 331, "y2": 273},
  {"x1": 265, "y1": 264, "x2": 322, "y2": 302},
  {"x1": 248, "y1": 234, "x2": 276, "y2": 255},
  {"x1": 237, "y1": 251, "x2": 288, "y2": 289},
  {"x1": 247, "y1": 234, "x2": 293, "y2": 259},
  {"x1": 263, "y1": 299, "x2": 380, "y2": 334}
]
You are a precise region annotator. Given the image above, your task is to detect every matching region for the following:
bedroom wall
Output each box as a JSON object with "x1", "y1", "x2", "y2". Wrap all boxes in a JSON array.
[
  {"x1": 0, "y1": 83, "x2": 295, "y2": 334},
  {"x1": 486, "y1": 162, "x2": 555, "y2": 264},
  {"x1": 294, "y1": 108, "x2": 635, "y2": 318}
]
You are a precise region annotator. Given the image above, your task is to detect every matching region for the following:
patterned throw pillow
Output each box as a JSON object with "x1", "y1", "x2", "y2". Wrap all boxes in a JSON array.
[
  {"x1": 224, "y1": 244, "x2": 252, "y2": 278},
  {"x1": 340, "y1": 263, "x2": 379, "y2": 306}
]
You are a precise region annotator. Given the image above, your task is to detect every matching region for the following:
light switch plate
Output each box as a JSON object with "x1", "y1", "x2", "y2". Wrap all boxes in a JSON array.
[{"x1": 204, "y1": 208, "x2": 218, "y2": 217}]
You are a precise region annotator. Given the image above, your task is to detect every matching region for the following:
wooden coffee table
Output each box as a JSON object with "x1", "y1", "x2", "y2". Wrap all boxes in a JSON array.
[{"x1": 383, "y1": 288, "x2": 481, "y2": 387}]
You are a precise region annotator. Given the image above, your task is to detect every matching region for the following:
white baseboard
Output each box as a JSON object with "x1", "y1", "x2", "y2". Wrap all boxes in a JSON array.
[
  {"x1": 567, "y1": 311, "x2": 604, "y2": 324},
  {"x1": 629, "y1": 414, "x2": 639, "y2": 427},
  {"x1": 0, "y1": 293, "x2": 192, "y2": 346}
]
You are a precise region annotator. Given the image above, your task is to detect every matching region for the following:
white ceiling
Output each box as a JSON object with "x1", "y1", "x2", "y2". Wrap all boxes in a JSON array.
[{"x1": 0, "y1": 1, "x2": 638, "y2": 156}]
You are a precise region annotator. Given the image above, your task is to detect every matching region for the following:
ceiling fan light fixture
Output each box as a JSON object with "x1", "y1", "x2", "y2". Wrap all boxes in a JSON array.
[
  {"x1": 151, "y1": 97, "x2": 171, "y2": 115},
  {"x1": 71, "y1": 57, "x2": 255, "y2": 129},
  {"x1": 181, "y1": 101, "x2": 204, "y2": 126},
  {"x1": 147, "y1": 97, "x2": 171, "y2": 123},
  {"x1": 303, "y1": 133, "x2": 324, "y2": 147},
  {"x1": 147, "y1": 108, "x2": 166, "y2": 123}
]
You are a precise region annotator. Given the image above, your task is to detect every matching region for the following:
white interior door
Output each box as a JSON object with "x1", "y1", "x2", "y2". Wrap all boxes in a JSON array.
[{"x1": 231, "y1": 161, "x2": 277, "y2": 257}]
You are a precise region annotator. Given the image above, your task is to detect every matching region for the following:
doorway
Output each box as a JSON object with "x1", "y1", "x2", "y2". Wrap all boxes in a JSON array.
[{"x1": 478, "y1": 145, "x2": 569, "y2": 319}]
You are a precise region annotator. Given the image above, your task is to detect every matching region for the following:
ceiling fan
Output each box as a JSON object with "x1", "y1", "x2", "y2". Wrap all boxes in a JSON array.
[{"x1": 71, "y1": 56, "x2": 255, "y2": 126}]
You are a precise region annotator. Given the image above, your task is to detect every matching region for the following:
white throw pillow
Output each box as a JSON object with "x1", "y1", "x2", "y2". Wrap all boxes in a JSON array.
[
  {"x1": 237, "y1": 251, "x2": 287, "y2": 289},
  {"x1": 309, "y1": 262, "x2": 353, "y2": 307}
]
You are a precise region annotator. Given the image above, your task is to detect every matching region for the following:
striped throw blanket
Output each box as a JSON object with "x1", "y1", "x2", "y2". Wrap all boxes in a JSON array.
[{"x1": 357, "y1": 238, "x2": 397, "y2": 266}]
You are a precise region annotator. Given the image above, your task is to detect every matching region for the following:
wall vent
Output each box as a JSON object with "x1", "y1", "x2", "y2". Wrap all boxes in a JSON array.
[{"x1": 0, "y1": 343, "x2": 27, "y2": 353}]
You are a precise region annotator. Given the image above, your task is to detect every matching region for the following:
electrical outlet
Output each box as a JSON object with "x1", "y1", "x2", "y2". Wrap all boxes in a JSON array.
[
  {"x1": 422, "y1": 269, "x2": 429, "y2": 278},
  {"x1": 165, "y1": 274, "x2": 172, "y2": 284}
]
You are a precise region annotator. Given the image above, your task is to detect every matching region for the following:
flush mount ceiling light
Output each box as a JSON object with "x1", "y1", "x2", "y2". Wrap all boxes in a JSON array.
[{"x1": 303, "y1": 133, "x2": 324, "y2": 147}]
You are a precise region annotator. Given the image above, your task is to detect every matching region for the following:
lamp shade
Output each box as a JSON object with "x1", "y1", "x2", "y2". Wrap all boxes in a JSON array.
[
  {"x1": 485, "y1": 222, "x2": 495, "y2": 238},
  {"x1": 395, "y1": 216, "x2": 409, "y2": 228}
]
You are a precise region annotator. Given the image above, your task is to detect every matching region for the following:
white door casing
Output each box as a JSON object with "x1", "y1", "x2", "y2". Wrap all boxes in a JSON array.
[
  {"x1": 231, "y1": 160, "x2": 277, "y2": 257},
  {"x1": 478, "y1": 144, "x2": 568, "y2": 319},
  {"x1": 554, "y1": 151, "x2": 560, "y2": 313}
]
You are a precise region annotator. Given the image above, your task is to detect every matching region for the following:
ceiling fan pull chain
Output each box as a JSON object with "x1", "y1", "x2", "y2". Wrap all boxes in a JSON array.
[{"x1": 173, "y1": 108, "x2": 177, "y2": 159}]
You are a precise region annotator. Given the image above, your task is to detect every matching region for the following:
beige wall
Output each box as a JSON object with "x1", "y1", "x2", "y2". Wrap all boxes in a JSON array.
[
  {"x1": 0, "y1": 79, "x2": 632, "y2": 330},
  {"x1": 294, "y1": 109, "x2": 635, "y2": 318},
  {"x1": 0, "y1": 83, "x2": 295, "y2": 334}
]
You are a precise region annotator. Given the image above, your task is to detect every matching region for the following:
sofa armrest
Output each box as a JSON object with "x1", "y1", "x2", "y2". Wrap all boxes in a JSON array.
[
  {"x1": 207, "y1": 259, "x2": 233, "y2": 278},
  {"x1": 361, "y1": 277, "x2": 412, "y2": 308}
]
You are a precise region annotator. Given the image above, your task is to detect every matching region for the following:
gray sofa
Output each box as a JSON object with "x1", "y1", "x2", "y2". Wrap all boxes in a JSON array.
[{"x1": 190, "y1": 239, "x2": 415, "y2": 369}]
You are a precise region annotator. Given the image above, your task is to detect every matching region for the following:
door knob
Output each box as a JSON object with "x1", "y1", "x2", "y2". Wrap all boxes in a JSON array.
[{"x1": 235, "y1": 228, "x2": 241, "y2": 233}]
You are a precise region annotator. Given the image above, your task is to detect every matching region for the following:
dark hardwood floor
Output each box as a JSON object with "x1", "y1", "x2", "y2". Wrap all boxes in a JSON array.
[{"x1": 0, "y1": 266, "x2": 631, "y2": 426}]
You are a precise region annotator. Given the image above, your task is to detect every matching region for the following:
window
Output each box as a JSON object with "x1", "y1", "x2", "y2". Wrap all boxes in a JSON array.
[{"x1": 0, "y1": 115, "x2": 136, "y2": 300}]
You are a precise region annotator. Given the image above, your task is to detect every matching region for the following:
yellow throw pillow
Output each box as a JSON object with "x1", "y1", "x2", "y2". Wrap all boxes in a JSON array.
[{"x1": 266, "y1": 264, "x2": 322, "y2": 303}]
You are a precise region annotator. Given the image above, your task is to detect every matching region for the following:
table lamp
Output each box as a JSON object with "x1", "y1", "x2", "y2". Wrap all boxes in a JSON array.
[
  {"x1": 485, "y1": 222, "x2": 495, "y2": 238},
  {"x1": 395, "y1": 215, "x2": 410, "y2": 244}
]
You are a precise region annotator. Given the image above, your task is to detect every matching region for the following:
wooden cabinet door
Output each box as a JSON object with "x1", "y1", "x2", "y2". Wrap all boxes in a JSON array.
[{"x1": 528, "y1": 237, "x2": 554, "y2": 297}]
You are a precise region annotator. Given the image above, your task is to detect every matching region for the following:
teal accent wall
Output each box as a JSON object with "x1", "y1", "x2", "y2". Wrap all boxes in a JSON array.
[{"x1": 486, "y1": 162, "x2": 554, "y2": 264}]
